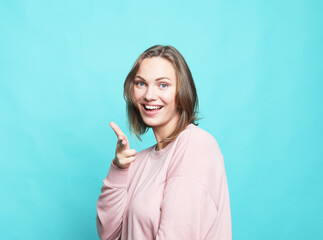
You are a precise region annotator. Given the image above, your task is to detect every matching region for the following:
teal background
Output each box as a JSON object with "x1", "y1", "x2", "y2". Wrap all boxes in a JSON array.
[{"x1": 1, "y1": 0, "x2": 322, "y2": 239}]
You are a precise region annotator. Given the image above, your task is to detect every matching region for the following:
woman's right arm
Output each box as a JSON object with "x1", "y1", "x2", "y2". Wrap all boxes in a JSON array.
[
  {"x1": 96, "y1": 160, "x2": 130, "y2": 240},
  {"x1": 96, "y1": 122, "x2": 137, "y2": 240}
]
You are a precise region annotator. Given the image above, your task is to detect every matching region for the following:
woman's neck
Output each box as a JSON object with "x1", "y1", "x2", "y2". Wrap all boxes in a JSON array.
[{"x1": 152, "y1": 116, "x2": 179, "y2": 151}]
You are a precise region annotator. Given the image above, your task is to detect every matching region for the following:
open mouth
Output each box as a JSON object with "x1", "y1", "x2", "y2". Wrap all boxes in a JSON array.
[
  {"x1": 141, "y1": 104, "x2": 163, "y2": 115},
  {"x1": 143, "y1": 105, "x2": 163, "y2": 111}
]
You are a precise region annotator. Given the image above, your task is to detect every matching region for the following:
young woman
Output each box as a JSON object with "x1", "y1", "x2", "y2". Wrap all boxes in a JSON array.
[{"x1": 96, "y1": 45, "x2": 232, "y2": 240}]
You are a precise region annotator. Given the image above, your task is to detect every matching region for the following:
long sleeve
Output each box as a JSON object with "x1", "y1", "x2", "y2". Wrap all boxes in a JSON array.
[
  {"x1": 156, "y1": 177, "x2": 220, "y2": 239},
  {"x1": 156, "y1": 127, "x2": 232, "y2": 240},
  {"x1": 96, "y1": 160, "x2": 129, "y2": 240}
]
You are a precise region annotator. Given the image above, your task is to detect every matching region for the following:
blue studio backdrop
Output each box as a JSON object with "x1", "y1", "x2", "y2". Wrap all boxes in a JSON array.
[{"x1": 0, "y1": 0, "x2": 322, "y2": 239}]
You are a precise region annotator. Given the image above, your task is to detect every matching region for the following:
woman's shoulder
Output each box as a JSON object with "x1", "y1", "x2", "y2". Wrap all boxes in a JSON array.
[
  {"x1": 169, "y1": 123, "x2": 225, "y2": 188},
  {"x1": 173, "y1": 123, "x2": 223, "y2": 166},
  {"x1": 180, "y1": 123, "x2": 219, "y2": 149},
  {"x1": 181, "y1": 124, "x2": 224, "y2": 168}
]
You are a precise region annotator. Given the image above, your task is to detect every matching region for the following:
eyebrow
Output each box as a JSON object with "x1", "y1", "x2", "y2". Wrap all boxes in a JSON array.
[{"x1": 134, "y1": 75, "x2": 172, "y2": 81}]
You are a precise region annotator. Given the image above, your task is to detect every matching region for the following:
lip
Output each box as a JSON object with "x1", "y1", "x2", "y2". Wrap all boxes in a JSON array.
[
  {"x1": 141, "y1": 104, "x2": 163, "y2": 116},
  {"x1": 143, "y1": 104, "x2": 163, "y2": 107}
]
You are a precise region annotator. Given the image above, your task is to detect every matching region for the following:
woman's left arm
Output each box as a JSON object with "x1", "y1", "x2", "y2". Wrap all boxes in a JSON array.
[{"x1": 156, "y1": 129, "x2": 232, "y2": 240}]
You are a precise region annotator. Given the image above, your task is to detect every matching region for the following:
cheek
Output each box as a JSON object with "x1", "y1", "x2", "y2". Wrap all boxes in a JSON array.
[
  {"x1": 133, "y1": 89, "x2": 142, "y2": 101},
  {"x1": 161, "y1": 90, "x2": 176, "y2": 105}
]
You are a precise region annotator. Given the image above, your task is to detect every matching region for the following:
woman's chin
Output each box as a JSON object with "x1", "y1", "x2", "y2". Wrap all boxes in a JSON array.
[
  {"x1": 141, "y1": 118, "x2": 160, "y2": 128},
  {"x1": 142, "y1": 120, "x2": 156, "y2": 127}
]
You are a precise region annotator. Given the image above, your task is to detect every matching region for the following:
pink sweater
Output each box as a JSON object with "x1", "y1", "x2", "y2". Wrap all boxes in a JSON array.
[{"x1": 96, "y1": 123, "x2": 232, "y2": 240}]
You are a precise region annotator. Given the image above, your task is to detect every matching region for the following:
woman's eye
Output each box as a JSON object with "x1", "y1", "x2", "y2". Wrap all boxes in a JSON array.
[
  {"x1": 160, "y1": 83, "x2": 168, "y2": 88},
  {"x1": 136, "y1": 81, "x2": 145, "y2": 87}
]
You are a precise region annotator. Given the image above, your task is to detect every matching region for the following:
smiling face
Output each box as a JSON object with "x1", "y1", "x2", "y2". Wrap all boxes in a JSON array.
[{"x1": 133, "y1": 57, "x2": 180, "y2": 132}]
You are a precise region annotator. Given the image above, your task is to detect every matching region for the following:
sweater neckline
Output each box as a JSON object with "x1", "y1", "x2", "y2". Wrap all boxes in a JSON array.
[
  {"x1": 150, "y1": 139, "x2": 175, "y2": 159},
  {"x1": 150, "y1": 123, "x2": 195, "y2": 159}
]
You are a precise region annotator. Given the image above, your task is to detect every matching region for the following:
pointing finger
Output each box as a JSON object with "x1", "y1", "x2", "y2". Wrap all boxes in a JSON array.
[
  {"x1": 109, "y1": 121, "x2": 126, "y2": 138},
  {"x1": 110, "y1": 121, "x2": 130, "y2": 149}
]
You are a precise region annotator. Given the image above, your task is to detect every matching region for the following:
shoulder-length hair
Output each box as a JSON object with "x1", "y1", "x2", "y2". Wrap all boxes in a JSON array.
[{"x1": 124, "y1": 45, "x2": 199, "y2": 143}]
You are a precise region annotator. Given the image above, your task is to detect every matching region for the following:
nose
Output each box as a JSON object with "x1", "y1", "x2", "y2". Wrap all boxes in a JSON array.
[{"x1": 144, "y1": 85, "x2": 157, "y2": 101}]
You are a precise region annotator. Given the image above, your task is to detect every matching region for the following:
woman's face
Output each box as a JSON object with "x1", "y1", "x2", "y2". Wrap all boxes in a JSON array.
[{"x1": 133, "y1": 57, "x2": 180, "y2": 131}]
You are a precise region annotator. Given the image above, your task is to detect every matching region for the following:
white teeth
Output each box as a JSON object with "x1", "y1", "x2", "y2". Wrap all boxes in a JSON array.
[{"x1": 145, "y1": 105, "x2": 162, "y2": 110}]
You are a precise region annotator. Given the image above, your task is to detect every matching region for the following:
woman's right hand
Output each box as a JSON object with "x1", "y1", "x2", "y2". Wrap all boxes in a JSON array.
[{"x1": 109, "y1": 121, "x2": 136, "y2": 169}]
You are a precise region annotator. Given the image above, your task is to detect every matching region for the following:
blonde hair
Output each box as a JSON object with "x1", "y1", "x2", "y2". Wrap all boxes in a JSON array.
[{"x1": 124, "y1": 45, "x2": 199, "y2": 143}]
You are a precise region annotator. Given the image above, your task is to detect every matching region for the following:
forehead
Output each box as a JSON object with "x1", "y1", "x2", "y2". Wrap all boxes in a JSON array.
[{"x1": 136, "y1": 57, "x2": 176, "y2": 82}]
